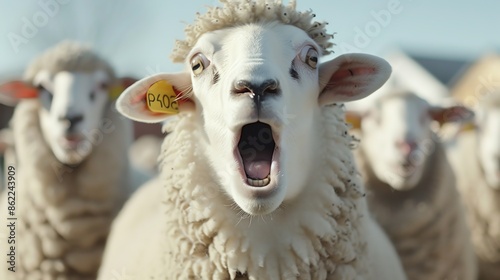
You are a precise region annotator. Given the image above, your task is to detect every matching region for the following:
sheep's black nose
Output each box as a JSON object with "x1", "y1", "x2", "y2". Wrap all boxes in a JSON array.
[
  {"x1": 232, "y1": 79, "x2": 280, "y2": 113},
  {"x1": 60, "y1": 114, "x2": 84, "y2": 130},
  {"x1": 232, "y1": 79, "x2": 280, "y2": 97}
]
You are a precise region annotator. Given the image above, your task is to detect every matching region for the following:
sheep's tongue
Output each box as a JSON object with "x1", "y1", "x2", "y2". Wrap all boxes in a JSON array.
[
  {"x1": 238, "y1": 122, "x2": 276, "y2": 180},
  {"x1": 243, "y1": 159, "x2": 271, "y2": 180}
]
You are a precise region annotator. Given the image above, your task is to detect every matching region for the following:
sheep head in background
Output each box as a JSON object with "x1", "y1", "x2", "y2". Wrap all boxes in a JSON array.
[
  {"x1": 116, "y1": 2, "x2": 391, "y2": 216},
  {"x1": 0, "y1": 41, "x2": 135, "y2": 165},
  {"x1": 347, "y1": 90, "x2": 473, "y2": 191},
  {"x1": 450, "y1": 54, "x2": 500, "y2": 190},
  {"x1": 471, "y1": 93, "x2": 500, "y2": 189}
]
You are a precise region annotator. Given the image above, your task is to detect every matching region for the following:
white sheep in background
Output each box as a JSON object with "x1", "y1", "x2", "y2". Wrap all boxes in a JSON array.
[
  {"x1": 98, "y1": 1, "x2": 407, "y2": 279},
  {"x1": 446, "y1": 53, "x2": 500, "y2": 280},
  {"x1": 346, "y1": 87, "x2": 477, "y2": 279},
  {"x1": 0, "y1": 41, "x2": 149, "y2": 280},
  {"x1": 381, "y1": 50, "x2": 450, "y2": 105}
]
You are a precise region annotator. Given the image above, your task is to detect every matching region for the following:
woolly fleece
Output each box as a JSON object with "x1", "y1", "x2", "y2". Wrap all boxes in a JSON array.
[{"x1": 171, "y1": 0, "x2": 334, "y2": 62}]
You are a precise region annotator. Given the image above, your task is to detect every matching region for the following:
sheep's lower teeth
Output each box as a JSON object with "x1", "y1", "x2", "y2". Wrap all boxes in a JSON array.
[{"x1": 246, "y1": 176, "x2": 270, "y2": 187}]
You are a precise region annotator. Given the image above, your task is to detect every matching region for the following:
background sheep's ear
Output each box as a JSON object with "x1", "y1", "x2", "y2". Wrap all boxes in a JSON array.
[
  {"x1": 318, "y1": 53, "x2": 391, "y2": 106},
  {"x1": 116, "y1": 72, "x2": 193, "y2": 123},
  {"x1": 429, "y1": 105, "x2": 474, "y2": 125},
  {"x1": 108, "y1": 77, "x2": 138, "y2": 100},
  {"x1": 0, "y1": 80, "x2": 39, "y2": 106}
]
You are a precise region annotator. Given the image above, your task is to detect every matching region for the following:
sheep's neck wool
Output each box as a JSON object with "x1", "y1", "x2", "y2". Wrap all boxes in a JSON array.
[
  {"x1": 152, "y1": 105, "x2": 371, "y2": 279},
  {"x1": 358, "y1": 143, "x2": 474, "y2": 280},
  {"x1": 3, "y1": 100, "x2": 128, "y2": 279}
]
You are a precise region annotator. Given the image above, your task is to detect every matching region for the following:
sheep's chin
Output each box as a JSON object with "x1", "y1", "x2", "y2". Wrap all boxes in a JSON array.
[
  {"x1": 382, "y1": 167, "x2": 422, "y2": 191},
  {"x1": 51, "y1": 136, "x2": 92, "y2": 166},
  {"x1": 230, "y1": 172, "x2": 284, "y2": 216}
]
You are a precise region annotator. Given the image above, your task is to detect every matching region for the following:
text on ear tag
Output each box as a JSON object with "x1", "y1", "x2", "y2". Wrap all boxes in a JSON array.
[{"x1": 146, "y1": 80, "x2": 179, "y2": 114}]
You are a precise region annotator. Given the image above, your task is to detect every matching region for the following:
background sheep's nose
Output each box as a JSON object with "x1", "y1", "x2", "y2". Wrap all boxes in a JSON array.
[
  {"x1": 395, "y1": 140, "x2": 418, "y2": 158},
  {"x1": 60, "y1": 114, "x2": 84, "y2": 130},
  {"x1": 232, "y1": 79, "x2": 280, "y2": 97}
]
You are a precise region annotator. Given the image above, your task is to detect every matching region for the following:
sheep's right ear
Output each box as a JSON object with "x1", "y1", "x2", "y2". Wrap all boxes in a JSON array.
[
  {"x1": 116, "y1": 72, "x2": 194, "y2": 123},
  {"x1": 0, "y1": 80, "x2": 38, "y2": 106},
  {"x1": 318, "y1": 53, "x2": 391, "y2": 106}
]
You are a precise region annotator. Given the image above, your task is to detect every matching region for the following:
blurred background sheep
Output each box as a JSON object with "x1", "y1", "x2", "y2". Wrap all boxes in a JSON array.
[
  {"x1": 446, "y1": 54, "x2": 500, "y2": 280},
  {"x1": 346, "y1": 70, "x2": 477, "y2": 279}
]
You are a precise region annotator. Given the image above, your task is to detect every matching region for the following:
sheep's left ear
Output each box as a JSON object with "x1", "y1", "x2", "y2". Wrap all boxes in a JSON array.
[
  {"x1": 318, "y1": 53, "x2": 391, "y2": 106},
  {"x1": 429, "y1": 105, "x2": 474, "y2": 125},
  {"x1": 108, "y1": 77, "x2": 138, "y2": 100},
  {"x1": 0, "y1": 80, "x2": 38, "y2": 106}
]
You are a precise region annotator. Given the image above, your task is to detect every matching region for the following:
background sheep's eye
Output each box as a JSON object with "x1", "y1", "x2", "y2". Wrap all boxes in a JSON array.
[
  {"x1": 36, "y1": 84, "x2": 47, "y2": 92},
  {"x1": 36, "y1": 84, "x2": 53, "y2": 109},
  {"x1": 36, "y1": 85, "x2": 52, "y2": 99},
  {"x1": 299, "y1": 46, "x2": 319, "y2": 69},
  {"x1": 190, "y1": 53, "x2": 210, "y2": 76}
]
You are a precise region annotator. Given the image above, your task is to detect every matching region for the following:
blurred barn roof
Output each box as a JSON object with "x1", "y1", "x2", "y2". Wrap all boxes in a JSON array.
[{"x1": 408, "y1": 54, "x2": 472, "y2": 88}]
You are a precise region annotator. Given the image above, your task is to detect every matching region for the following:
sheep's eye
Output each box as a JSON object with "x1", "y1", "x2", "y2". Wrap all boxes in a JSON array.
[
  {"x1": 190, "y1": 53, "x2": 210, "y2": 76},
  {"x1": 36, "y1": 84, "x2": 53, "y2": 109},
  {"x1": 90, "y1": 91, "x2": 96, "y2": 101},
  {"x1": 299, "y1": 46, "x2": 319, "y2": 69},
  {"x1": 36, "y1": 85, "x2": 52, "y2": 99}
]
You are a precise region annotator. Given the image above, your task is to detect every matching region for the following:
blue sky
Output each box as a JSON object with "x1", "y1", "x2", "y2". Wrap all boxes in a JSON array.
[{"x1": 0, "y1": 0, "x2": 499, "y2": 79}]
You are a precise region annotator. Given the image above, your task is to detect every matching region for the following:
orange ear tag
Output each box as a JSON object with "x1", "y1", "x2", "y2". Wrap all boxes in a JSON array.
[{"x1": 145, "y1": 80, "x2": 179, "y2": 114}]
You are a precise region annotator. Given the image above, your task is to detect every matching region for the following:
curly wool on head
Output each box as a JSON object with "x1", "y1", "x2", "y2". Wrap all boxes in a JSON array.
[
  {"x1": 23, "y1": 41, "x2": 116, "y2": 84},
  {"x1": 171, "y1": 0, "x2": 334, "y2": 62}
]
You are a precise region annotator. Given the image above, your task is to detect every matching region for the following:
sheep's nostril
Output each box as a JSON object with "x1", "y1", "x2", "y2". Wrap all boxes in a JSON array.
[
  {"x1": 263, "y1": 79, "x2": 279, "y2": 94},
  {"x1": 233, "y1": 80, "x2": 251, "y2": 95},
  {"x1": 60, "y1": 114, "x2": 84, "y2": 129}
]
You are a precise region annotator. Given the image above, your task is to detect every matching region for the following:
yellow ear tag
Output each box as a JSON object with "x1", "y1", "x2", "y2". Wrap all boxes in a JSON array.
[
  {"x1": 108, "y1": 85, "x2": 125, "y2": 100},
  {"x1": 460, "y1": 122, "x2": 476, "y2": 132},
  {"x1": 146, "y1": 80, "x2": 179, "y2": 114}
]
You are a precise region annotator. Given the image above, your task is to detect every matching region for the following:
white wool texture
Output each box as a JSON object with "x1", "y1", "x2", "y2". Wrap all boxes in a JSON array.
[
  {"x1": 0, "y1": 100, "x2": 132, "y2": 280},
  {"x1": 355, "y1": 137, "x2": 476, "y2": 280},
  {"x1": 99, "y1": 105, "x2": 384, "y2": 280},
  {"x1": 449, "y1": 131, "x2": 500, "y2": 280},
  {"x1": 171, "y1": 0, "x2": 334, "y2": 62},
  {"x1": 23, "y1": 41, "x2": 115, "y2": 84}
]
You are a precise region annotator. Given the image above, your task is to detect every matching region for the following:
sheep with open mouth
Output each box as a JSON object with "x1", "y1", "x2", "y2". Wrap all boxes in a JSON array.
[{"x1": 98, "y1": 1, "x2": 407, "y2": 279}]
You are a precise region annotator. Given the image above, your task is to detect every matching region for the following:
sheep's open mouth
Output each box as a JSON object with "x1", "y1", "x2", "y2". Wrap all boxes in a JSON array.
[{"x1": 237, "y1": 122, "x2": 276, "y2": 187}]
